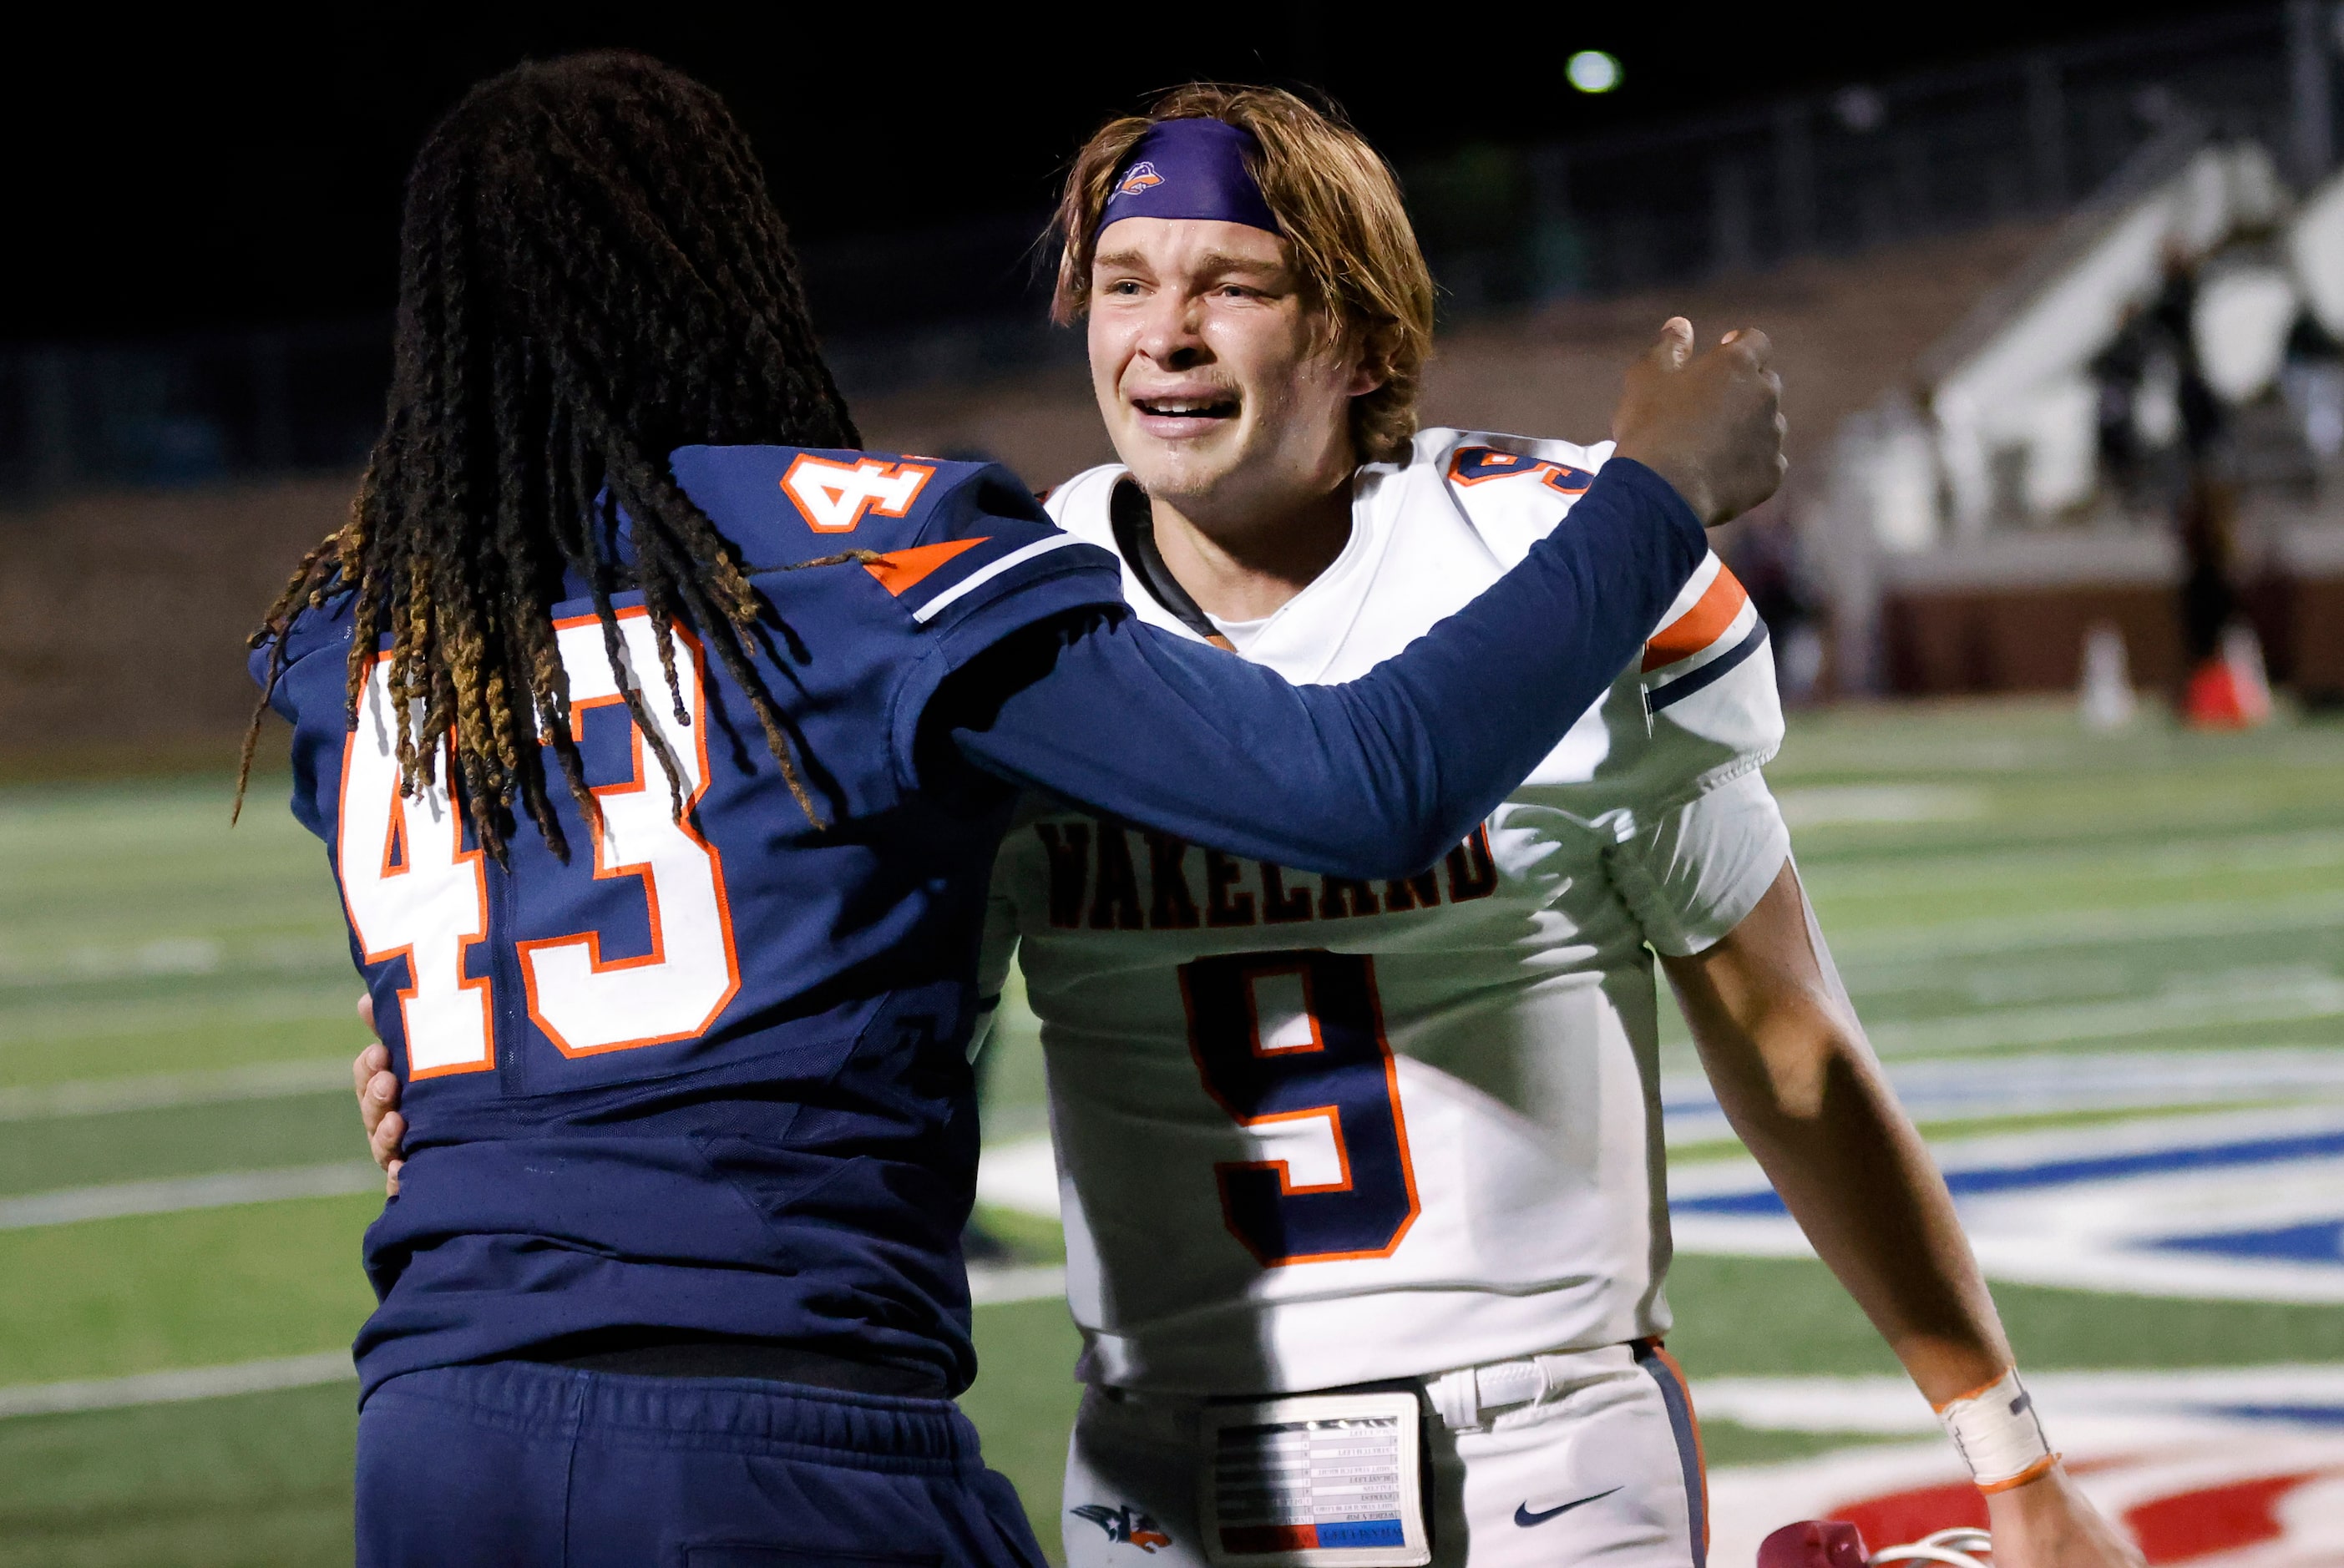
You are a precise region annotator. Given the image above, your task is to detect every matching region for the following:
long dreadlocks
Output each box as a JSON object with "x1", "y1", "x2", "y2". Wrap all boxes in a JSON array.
[{"x1": 236, "y1": 51, "x2": 860, "y2": 861}]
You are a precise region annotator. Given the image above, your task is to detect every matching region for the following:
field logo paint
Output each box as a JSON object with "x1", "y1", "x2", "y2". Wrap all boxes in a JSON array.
[
  {"x1": 1668, "y1": 1108, "x2": 2344, "y2": 1303},
  {"x1": 1709, "y1": 1431, "x2": 2344, "y2": 1568}
]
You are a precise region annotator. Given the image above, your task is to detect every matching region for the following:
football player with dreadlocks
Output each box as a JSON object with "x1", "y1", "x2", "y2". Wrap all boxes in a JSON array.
[{"x1": 244, "y1": 52, "x2": 1779, "y2": 1567}]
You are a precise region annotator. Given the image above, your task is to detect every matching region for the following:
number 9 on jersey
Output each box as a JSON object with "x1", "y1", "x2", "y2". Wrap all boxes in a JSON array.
[{"x1": 1179, "y1": 950, "x2": 1420, "y2": 1267}]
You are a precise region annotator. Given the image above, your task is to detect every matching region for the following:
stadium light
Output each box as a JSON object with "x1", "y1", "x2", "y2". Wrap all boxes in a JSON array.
[{"x1": 1567, "y1": 51, "x2": 1622, "y2": 94}]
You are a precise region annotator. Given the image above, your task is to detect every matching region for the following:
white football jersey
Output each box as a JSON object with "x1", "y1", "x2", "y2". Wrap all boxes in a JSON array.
[{"x1": 985, "y1": 427, "x2": 1790, "y2": 1394}]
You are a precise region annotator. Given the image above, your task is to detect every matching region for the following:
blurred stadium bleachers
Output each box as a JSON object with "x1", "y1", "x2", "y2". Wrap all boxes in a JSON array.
[{"x1": 8, "y1": 4, "x2": 2344, "y2": 762}]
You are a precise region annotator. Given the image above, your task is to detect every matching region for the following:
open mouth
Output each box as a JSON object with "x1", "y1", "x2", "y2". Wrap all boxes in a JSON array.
[{"x1": 1131, "y1": 395, "x2": 1239, "y2": 424}]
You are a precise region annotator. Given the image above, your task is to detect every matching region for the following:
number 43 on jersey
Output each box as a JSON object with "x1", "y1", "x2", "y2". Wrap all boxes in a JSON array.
[{"x1": 336, "y1": 608, "x2": 741, "y2": 1079}]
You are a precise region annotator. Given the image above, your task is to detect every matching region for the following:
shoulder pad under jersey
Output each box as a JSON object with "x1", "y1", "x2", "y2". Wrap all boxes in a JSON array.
[
  {"x1": 1040, "y1": 463, "x2": 1126, "y2": 548},
  {"x1": 1409, "y1": 428, "x2": 1782, "y2": 818},
  {"x1": 1416, "y1": 427, "x2": 1616, "y2": 569},
  {"x1": 1557, "y1": 552, "x2": 1785, "y2": 822}
]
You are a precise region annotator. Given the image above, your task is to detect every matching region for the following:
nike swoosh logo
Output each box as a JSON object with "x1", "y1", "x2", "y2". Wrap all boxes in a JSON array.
[{"x1": 1515, "y1": 1488, "x2": 1622, "y2": 1527}]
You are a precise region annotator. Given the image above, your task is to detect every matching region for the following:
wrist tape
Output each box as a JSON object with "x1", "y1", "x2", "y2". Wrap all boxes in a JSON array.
[{"x1": 1934, "y1": 1368, "x2": 2058, "y2": 1492}]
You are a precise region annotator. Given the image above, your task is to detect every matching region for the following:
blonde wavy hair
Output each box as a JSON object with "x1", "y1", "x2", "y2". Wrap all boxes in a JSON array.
[{"x1": 1049, "y1": 84, "x2": 1435, "y2": 465}]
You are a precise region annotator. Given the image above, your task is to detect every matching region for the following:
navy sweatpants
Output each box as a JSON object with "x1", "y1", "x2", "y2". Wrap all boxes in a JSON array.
[{"x1": 356, "y1": 1361, "x2": 1045, "y2": 1568}]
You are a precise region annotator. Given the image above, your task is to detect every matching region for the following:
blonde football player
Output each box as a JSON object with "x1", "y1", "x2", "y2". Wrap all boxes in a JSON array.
[
  {"x1": 995, "y1": 89, "x2": 2139, "y2": 1568},
  {"x1": 361, "y1": 86, "x2": 2139, "y2": 1568}
]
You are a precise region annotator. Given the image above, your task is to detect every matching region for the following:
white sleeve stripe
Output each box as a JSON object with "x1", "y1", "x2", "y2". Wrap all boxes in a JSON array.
[
  {"x1": 1647, "y1": 592, "x2": 1759, "y2": 677},
  {"x1": 1653, "y1": 553, "x2": 1723, "y2": 631},
  {"x1": 911, "y1": 534, "x2": 1091, "y2": 624}
]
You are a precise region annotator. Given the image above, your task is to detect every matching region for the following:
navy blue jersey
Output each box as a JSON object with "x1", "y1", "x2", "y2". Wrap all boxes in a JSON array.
[
  {"x1": 261, "y1": 448, "x2": 1125, "y2": 1398},
  {"x1": 255, "y1": 444, "x2": 1704, "y2": 1401}
]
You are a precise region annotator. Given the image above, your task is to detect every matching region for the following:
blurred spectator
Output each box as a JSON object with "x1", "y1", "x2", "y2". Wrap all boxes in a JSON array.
[
  {"x1": 2281, "y1": 313, "x2": 2344, "y2": 463},
  {"x1": 2149, "y1": 250, "x2": 2230, "y2": 461},
  {"x1": 2088, "y1": 252, "x2": 2225, "y2": 516},
  {"x1": 1729, "y1": 509, "x2": 1825, "y2": 701},
  {"x1": 2177, "y1": 470, "x2": 2242, "y2": 671}
]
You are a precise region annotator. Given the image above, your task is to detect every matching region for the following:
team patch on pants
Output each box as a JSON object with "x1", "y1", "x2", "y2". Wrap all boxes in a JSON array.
[
  {"x1": 1200, "y1": 1393, "x2": 1430, "y2": 1566},
  {"x1": 1063, "y1": 1343, "x2": 1704, "y2": 1568}
]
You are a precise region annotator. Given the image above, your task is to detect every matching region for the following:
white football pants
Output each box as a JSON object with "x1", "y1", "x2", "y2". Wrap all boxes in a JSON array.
[{"x1": 1061, "y1": 1339, "x2": 1708, "y2": 1568}]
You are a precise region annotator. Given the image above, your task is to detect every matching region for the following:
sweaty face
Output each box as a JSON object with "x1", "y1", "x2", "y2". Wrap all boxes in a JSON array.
[{"x1": 1087, "y1": 218, "x2": 1379, "y2": 529}]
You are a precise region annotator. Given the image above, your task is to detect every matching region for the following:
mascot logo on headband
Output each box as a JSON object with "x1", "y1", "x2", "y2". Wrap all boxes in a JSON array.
[{"x1": 1116, "y1": 162, "x2": 1164, "y2": 197}]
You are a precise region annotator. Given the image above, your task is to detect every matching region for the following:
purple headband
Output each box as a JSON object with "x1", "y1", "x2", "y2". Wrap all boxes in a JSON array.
[{"x1": 1096, "y1": 118, "x2": 1283, "y2": 238}]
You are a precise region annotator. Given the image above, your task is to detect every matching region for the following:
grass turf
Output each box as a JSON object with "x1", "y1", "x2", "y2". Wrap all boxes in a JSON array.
[
  {"x1": 0, "y1": 1196, "x2": 379, "y2": 1387},
  {"x1": 0, "y1": 701, "x2": 2337, "y2": 1563},
  {"x1": 0, "y1": 1383, "x2": 357, "y2": 1568},
  {"x1": 0, "y1": 1093, "x2": 365, "y2": 1197},
  {"x1": 5, "y1": 1262, "x2": 2338, "y2": 1567}
]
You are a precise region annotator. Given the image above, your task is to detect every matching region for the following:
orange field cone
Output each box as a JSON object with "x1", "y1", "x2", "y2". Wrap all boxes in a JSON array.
[{"x1": 2182, "y1": 624, "x2": 2273, "y2": 730}]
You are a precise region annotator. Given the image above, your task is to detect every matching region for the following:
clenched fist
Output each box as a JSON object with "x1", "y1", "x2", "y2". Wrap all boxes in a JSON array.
[{"x1": 1611, "y1": 317, "x2": 1787, "y2": 528}]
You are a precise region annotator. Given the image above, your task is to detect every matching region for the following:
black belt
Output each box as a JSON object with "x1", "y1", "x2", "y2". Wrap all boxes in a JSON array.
[{"x1": 526, "y1": 1335, "x2": 945, "y2": 1399}]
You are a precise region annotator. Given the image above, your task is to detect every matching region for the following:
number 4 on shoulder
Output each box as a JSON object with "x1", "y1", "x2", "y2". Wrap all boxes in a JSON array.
[{"x1": 780, "y1": 453, "x2": 935, "y2": 534}]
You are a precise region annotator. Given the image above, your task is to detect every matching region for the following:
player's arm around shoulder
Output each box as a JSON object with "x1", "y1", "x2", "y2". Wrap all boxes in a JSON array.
[{"x1": 1658, "y1": 864, "x2": 2143, "y2": 1568}]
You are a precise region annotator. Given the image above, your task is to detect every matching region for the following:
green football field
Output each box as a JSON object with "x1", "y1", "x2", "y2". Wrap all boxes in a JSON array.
[{"x1": 2, "y1": 700, "x2": 2339, "y2": 1566}]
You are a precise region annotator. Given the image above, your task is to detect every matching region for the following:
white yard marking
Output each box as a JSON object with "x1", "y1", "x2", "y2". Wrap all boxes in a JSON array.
[
  {"x1": 1696, "y1": 1363, "x2": 2344, "y2": 1436},
  {"x1": 0, "y1": 1287, "x2": 1065, "y2": 1421},
  {"x1": 0, "y1": 1162, "x2": 382, "y2": 1231},
  {"x1": 1776, "y1": 786, "x2": 1989, "y2": 828},
  {"x1": 0, "y1": 1059, "x2": 351, "y2": 1122},
  {"x1": 1810, "y1": 827, "x2": 2344, "y2": 901},
  {"x1": 0, "y1": 1353, "x2": 354, "y2": 1420},
  {"x1": 976, "y1": 1135, "x2": 1061, "y2": 1220},
  {"x1": 1828, "y1": 888, "x2": 2344, "y2": 972},
  {"x1": 1662, "y1": 1049, "x2": 2344, "y2": 1147},
  {"x1": 1857, "y1": 970, "x2": 2344, "y2": 1056},
  {"x1": 0, "y1": 985, "x2": 357, "y2": 1048},
  {"x1": 968, "y1": 1262, "x2": 1068, "y2": 1307}
]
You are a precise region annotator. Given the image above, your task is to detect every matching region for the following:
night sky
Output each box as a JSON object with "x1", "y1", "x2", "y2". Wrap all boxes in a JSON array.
[{"x1": 14, "y1": 1, "x2": 2240, "y2": 342}]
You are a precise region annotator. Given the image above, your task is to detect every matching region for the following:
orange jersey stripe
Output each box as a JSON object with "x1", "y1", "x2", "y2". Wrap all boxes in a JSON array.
[
  {"x1": 863, "y1": 536, "x2": 988, "y2": 597},
  {"x1": 1643, "y1": 564, "x2": 1749, "y2": 672},
  {"x1": 1977, "y1": 1454, "x2": 2061, "y2": 1494}
]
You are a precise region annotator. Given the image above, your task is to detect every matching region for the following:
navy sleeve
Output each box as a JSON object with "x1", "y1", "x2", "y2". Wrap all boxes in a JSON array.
[{"x1": 941, "y1": 459, "x2": 1704, "y2": 881}]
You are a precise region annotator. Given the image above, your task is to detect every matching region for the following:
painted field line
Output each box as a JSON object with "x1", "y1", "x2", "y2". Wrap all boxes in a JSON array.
[
  {"x1": 0, "y1": 1352, "x2": 353, "y2": 1420},
  {"x1": 0, "y1": 1285, "x2": 1064, "y2": 1422},
  {"x1": 977, "y1": 1136, "x2": 1060, "y2": 1221},
  {"x1": 0, "y1": 985, "x2": 361, "y2": 1048},
  {"x1": 0, "y1": 1161, "x2": 382, "y2": 1231},
  {"x1": 1663, "y1": 1048, "x2": 2344, "y2": 1146},
  {"x1": 1826, "y1": 889, "x2": 2344, "y2": 968},
  {"x1": 1862, "y1": 972, "x2": 2344, "y2": 1055},
  {"x1": 1696, "y1": 1363, "x2": 2344, "y2": 1434},
  {"x1": 0, "y1": 935, "x2": 349, "y2": 988},
  {"x1": 0, "y1": 1058, "x2": 352, "y2": 1122},
  {"x1": 969, "y1": 1262, "x2": 1068, "y2": 1307},
  {"x1": 1810, "y1": 827, "x2": 2344, "y2": 898},
  {"x1": 1775, "y1": 785, "x2": 1987, "y2": 828}
]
